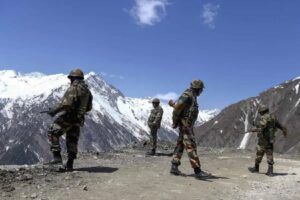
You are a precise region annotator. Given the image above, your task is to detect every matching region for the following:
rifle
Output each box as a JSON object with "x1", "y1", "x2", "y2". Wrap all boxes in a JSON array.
[
  {"x1": 40, "y1": 108, "x2": 56, "y2": 116},
  {"x1": 40, "y1": 109, "x2": 66, "y2": 118},
  {"x1": 40, "y1": 110, "x2": 51, "y2": 114},
  {"x1": 244, "y1": 129, "x2": 259, "y2": 134}
]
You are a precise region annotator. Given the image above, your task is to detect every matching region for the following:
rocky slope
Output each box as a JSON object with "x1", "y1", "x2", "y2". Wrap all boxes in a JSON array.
[
  {"x1": 0, "y1": 70, "x2": 218, "y2": 165},
  {"x1": 195, "y1": 76, "x2": 300, "y2": 154}
]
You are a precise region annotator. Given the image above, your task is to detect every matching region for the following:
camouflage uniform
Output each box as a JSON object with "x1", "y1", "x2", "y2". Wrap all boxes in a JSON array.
[
  {"x1": 249, "y1": 105, "x2": 287, "y2": 176},
  {"x1": 48, "y1": 79, "x2": 93, "y2": 161},
  {"x1": 171, "y1": 88, "x2": 201, "y2": 169},
  {"x1": 147, "y1": 105, "x2": 164, "y2": 151},
  {"x1": 254, "y1": 113, "x2": 286, "y2": 166}
]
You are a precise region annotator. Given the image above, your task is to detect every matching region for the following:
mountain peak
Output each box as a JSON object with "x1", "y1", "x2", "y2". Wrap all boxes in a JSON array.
[
  {"x1": 0, "y1": 70, "x2": 19, "y2": 78},
  {"x1": 86, "y1": 71, "x2": 97, "y2": 77},
  {"x1": 23, "y1": 72, "x2": 46, "y2": 78},
  {"x1": 0, "y1": 70, "x2": 108, "y2": 100},
  {"x1": 0, "y1": 70, "x2": 67, "y2": 100}
]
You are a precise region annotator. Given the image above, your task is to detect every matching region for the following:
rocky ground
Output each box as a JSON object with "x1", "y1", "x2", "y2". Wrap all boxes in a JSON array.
[{"x1": 0, "y1": 143, "x2": 300, "y2": 200}]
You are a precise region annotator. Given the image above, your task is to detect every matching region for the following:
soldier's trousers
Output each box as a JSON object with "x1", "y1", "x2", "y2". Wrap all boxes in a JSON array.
[
  {"x1": 48, "y1": 120, "x2": 80, "y2": 159},
  {"x1": 255, "y1": 143, "x2": 274, "y2": 165},
  {"x1": 171, "y1": 126, "x2": 201, "y2": 169},
  {"x1": 150, "y1": 128, "x2": 158, "y2": 150}
]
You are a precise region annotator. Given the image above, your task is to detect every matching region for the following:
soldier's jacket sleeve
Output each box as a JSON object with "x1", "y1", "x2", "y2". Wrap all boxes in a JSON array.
[
  {"x1": 172, "y1": 94, "x2": 191, "y2": 126},
  {"x1": 76, "y1": 83, "x2": 93, "y2": 116},
  {"x1": 52, "y1": 85, "x2": 78, "y2": 114},
  {"x1": 153, "y1": 108, "x2": 164, "y2": 127},
  {"x1": 147, "y1": 113, "x2": 152, "y2": 125},
  {"x1": 86, "y1": 92, "x2": 93, "y2": 112},
  {"x1": 147, "y1": 109, "x2": 154, "y2": 126},
  {"x1": 275, "y1": 119, "x2": 287, "y2": 136}
]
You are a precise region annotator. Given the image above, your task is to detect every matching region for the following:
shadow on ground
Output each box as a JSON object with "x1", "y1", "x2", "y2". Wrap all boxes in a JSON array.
[
  {"x1": 155, "y1": 153, "x2": 173, "y2": 157},
  {"x1": 188, "y1": 174, "x2": 229, "y2": 182},
  {"x1": 75, "y1": 166, "x2": 119, "y2": 173},
  {"x1": 172, "y1": 172, "x2": 229, "y2": 183},
  {"x1": 257, "y1": 172, "x2": 295, "y2": 176},
  {"x1": 273, "y1": 173, "x2": 289, "y2": 176}
]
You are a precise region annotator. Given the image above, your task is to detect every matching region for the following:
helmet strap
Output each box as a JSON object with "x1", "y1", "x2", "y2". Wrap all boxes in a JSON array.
[
  {"x1": 153, "y1": 103, "x2": 159, "y2": 107},
  {"x1": 192, "y1": 88, "x2": 202, "y2": 96}
]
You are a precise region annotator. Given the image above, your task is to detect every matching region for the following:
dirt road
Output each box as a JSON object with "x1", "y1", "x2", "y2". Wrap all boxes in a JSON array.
[{"x1": 1, "y1": 148, "x2": 300, "y2": 200}]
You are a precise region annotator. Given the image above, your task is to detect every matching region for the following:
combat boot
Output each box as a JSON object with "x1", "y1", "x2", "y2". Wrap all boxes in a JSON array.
[
  {"x1": 170, "y1": 164, "x2": 182, "y2": 176},
  {"x1": 146, "y1": 149, "x2": 156, "y2": 156},
  {"x1": 248, "y1": 164, "x2": 259, "y2": 173},
  {"x1": 266, "y1": 165, "x2": 274, "y2": 177},
  {"x1": 49, "y1": 151, "x2": 63, "y2": 165},
  {"x1": 194, "y1": 167, "x2": 211, "y2": 179},
  {"x1": 64, "y1": 159, "x2": 74, "y2": 172}
]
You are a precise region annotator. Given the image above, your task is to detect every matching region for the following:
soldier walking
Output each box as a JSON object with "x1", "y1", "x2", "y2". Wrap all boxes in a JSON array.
[
  {"x1": 147, "y1": 98, "x2": 164, "y2": 156},
  {"x1": 46, "y1": 69, "x2": 93, "y2": 171},
  {"x1": 168, "y1": 80, "x2": 210, "y2": 179},
  {"x1": 248, "y1": 105, "x2": 287, "y2": 176}
]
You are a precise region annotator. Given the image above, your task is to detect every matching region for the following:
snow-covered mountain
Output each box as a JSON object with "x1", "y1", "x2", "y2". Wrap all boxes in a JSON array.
[
  {"x1": 195, "y1": 76, "x2": 300, "y2": 155},
  {"x1": 0, "y1": 70, "x2": 218, "y2": 165}
]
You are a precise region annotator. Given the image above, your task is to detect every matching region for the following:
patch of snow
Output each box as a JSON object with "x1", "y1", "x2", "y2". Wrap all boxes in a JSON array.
[
  {"x1": 295, "y1": 83, "x2": 300, "y2": 95},
  {"x1": 292, "y1": 76, "x2": 300, "y2": 81},
  {"x1": 238, "y1": 132, "x2": 252, "y2": 150},
  {"x1": 0, "y1": 102, "x2": 14, "y2": 119},
  {"x1": 295, "y1": 98, "x2": 300, "y2": 108},
  {"x1": 239, "y1": 108, "x2": 251, "y2": 149},
  {"x1": 92, "y1": 142, "x2": 101, "y2": 152},
  {"x1": 274, "y1": 85, "x2": 284, "y2": 89},
  {"x1": 33, "y1": 151, "x2": 43, "y2": 162}
]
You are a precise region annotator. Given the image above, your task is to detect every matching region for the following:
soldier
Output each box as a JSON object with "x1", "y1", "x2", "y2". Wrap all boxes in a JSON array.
[
  {"x1": 147, "y1": 98, "x2": 164, "y2": 156},
  {"x1": 46, "y1": 69, "x2": 93, "y2": 171},
  {"x1": 248, "y1": 105, "x2": 287, "y2": 177},
  {"x1": 168, "y1": 80, "x2": 211, "y2": 179}
]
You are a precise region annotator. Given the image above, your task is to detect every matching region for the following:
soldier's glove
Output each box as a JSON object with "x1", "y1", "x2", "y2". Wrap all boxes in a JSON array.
[
  {"x1": 47, "y1": 109, "x2": 57, "y2": 117},
  {"x1": 172, "y1": 123, "x2": 178, "y2": 129},
  {"x1": 283, "y1": 133, "x2": 287, "y2": 138},
  {"x1": 148, "y1": 122, "x2": 154, "y2": 128},
  {"x1": 251, "y1": 128, "x2": 258, "y2": 133},
  {"x1": 143, "y1": 141, "x2": 148, "y2": 147},
  {"x1": 283, "y1": 128, "x2": 288, "y2": 138},
  {"x1": 168, "y1": 100, "x2": 175, "y2": 107}
]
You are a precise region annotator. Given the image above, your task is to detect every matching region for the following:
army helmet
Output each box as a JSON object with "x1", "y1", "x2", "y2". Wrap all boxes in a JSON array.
[
  {"x1": 258, "y1": 105, "x2": 269, "y2": 114},
  {"x1": 68, "y1": 68, "x2": 84, "y2": 79},
  {"x1": 191, "y1": 80, "x2": 205, "y2": 89},
  {"x1": 152, "y1": 98, "x2": 160, "y2": 103}
]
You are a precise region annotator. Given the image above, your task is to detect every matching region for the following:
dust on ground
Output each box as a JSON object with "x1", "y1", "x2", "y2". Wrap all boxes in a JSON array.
[{"x1": 1, "y1": 145, "x2": 299, "y2": 200}]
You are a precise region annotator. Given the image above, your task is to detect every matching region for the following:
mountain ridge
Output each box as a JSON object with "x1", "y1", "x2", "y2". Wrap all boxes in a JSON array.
[
  {"x1": 0, "y1": 70, "x2": 218, "y2": 165},
  {"x1": 195, "y1": 76, "x2": 300, "y2": 155}
]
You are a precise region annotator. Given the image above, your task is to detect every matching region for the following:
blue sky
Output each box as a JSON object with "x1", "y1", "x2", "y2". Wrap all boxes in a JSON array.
[{"x1": 0, "y1": 0, "x2": 299, "y2": 109}]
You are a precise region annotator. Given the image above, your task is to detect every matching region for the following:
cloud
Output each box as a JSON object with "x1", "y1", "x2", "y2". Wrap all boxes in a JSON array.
[
  {"x1": 202, "y1": 3, "x2": 220, "y2": 29},
  {"x1": 130, "y1": 0, "x2": 169, "y2": 26},
  {"x1": 154, "y1": 92, "x2": 179, "y2": 101},
  {"x1": 100, "y1": 72, "x2": 125, "y2": 80}
]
